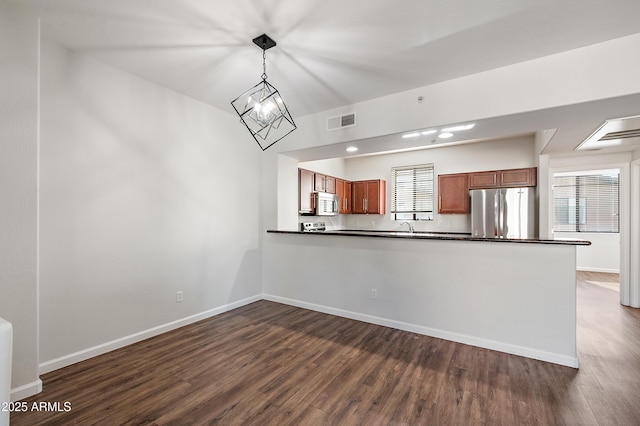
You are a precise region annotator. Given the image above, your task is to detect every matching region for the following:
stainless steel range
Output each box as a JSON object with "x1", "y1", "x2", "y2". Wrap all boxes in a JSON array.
[{"x1": 300, "y1": 222, "x2": 326, "y2": 232}]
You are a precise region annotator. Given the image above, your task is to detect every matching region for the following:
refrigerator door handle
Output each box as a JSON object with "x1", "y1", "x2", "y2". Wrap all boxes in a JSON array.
[
  {"x1": 498, "y1": 190, "x2": 505, "y2": 238},
  {"x1": 494, "y1": 191, "x2": 500, "y2": 237},
  {"x1": 500, "y1": 191, "x2": 507, "y2": 238}
]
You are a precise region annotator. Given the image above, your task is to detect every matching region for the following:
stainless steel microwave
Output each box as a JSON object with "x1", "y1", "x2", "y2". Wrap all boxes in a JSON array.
[{"x1": 313, "y1": 192, "x2": 339, "y2": 216}]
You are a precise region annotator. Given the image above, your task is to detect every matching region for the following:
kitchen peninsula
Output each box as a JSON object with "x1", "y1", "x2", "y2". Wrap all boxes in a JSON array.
[{"x1": 263, "y1": 230, "x2": 590, "y2": 367}]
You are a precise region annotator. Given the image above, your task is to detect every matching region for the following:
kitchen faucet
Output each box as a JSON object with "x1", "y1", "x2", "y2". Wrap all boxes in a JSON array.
[{"x1": 400, "y1": 221, "x2": 414, "y2": 233}]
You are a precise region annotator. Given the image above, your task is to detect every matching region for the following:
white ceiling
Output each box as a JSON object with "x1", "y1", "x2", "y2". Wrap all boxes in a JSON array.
[{"x1": 14, "y1": 0, "x2": 640, "y2": 157}]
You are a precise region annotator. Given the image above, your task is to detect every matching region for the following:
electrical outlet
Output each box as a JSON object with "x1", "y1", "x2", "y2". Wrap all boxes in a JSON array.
[
  {"x1": 176, "y1": 291, "x2": 183, "y2": 303},
  {"x1": 371, "y1": 289, "x2": 377, "y2": 300}
]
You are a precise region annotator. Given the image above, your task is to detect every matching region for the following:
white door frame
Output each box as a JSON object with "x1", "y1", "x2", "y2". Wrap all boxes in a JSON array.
[
  {"x1": 630, "y1": 159, "x2": 640, "y2": 308},
  {"x1": 548, "y1": 162, "x2": 631, "y2": 306}
]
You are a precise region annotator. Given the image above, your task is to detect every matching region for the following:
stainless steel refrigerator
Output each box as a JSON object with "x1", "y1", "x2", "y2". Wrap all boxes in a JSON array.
[{"x1": 470, "y1": 188, "x2": 537, "y2": 238}]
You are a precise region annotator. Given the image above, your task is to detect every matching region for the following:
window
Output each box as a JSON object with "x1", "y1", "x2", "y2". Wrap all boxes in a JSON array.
[
  {"x1": 391, "y1": 164, "x2": 434, "y2": 221},
  {"x1": 553, "y1": 170, "x2": 619, "y2": 233}
]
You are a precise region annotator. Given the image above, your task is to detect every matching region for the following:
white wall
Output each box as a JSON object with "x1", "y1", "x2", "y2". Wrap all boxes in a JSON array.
[
  {"x1": 1, "y1": 318, "x2": 13, "y2": 425},
  {"x1": 298, "y1": 158, "x2": 346, "y2": 178},
  {"x1": 38, "y1": 41, "x2": 263, "y2": 371},
  {"x1": 556, "y1": 233, "x2": 620, "y2": 273},
  {"x1": 0, "y1": 1, "x2": 41, "y2": 400},
  {"x1": 535, "y1": 130, "x2": 556, "y2": 239},
  {"x1": 277, "y1": 155, "x2": 300, "y2": 231},
  {"x1": 631, "y1": 158, "x2": 640, "y2": 307}
]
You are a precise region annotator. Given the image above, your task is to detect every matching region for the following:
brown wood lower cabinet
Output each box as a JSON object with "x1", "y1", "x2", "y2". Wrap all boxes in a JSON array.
[{"x1": 438, "y1": 173, "x2": 469, "y2": 214}]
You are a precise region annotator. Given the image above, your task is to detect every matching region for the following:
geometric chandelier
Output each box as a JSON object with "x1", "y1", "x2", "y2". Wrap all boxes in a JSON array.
[{"x1": 231, "y1": 34, "x2": 297, "y2": 151}]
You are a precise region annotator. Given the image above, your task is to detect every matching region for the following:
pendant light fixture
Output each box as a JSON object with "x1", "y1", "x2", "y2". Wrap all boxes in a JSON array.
[{"x1": 231, "y1": 34, "x2": 296, "y2": 151}]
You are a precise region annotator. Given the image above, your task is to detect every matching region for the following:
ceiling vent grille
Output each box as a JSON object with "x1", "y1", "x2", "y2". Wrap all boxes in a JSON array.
[
  {"x1": 576, "y1": 114, "x2": 640, "y2": 151},
  {"x1": 327, "y1": 112, "x2": 356, "y2": 131},
  {"x1": 599, "y1": 129, "x2": 640, "y2": 141}
]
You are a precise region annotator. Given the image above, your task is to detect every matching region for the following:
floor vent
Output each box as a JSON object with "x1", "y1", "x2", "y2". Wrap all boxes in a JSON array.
[{"x1": 327, "y1": 112, "x2": 356, "y2": 131}]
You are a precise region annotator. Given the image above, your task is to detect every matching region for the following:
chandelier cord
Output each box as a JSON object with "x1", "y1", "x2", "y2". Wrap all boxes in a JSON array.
[{"x1": 261, "y1": 48, "x2": 267, "y2": 81}]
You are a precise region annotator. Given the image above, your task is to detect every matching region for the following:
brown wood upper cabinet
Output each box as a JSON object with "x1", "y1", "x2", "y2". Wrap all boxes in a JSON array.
[
  {"x1": 352, "y1": 180, "x2": 386, "y2": 214},
  {"x1": 440, "y1": 167, "x2": 537, "y2": 214},
  {"x1": 468, "y1": 171, "x2": 498, "y2": 188},
  {"x1": 500, "y1": 167, "x2": 537, "y2": 187},
  {"x1": 438, "y1": 173, "x2": 469, "y2": 214},
  {"x1": 298, "y1": 168, "x2": 315, "y2": 214},
  {"x1": 469, "y1": 167, "x2": 537, "y2": 189},
  {"x1": 314, "y1": 173, "x2": 336, "y2": 193},
  {"x1": 335, "y1": 179, "x2": 352, "y2": 214}
]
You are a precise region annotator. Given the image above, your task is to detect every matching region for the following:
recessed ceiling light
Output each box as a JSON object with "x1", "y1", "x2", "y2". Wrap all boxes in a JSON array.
[
  {"x1": 441, "y1": 124, "x2": 475, "y2": 132},
  {"x1": 439, "y1": 132, "x2": 454, "y2": 139},
  {"x1": 421, "y1": 129, "x2": 437, "y2": 135},
  {"x1": 402, "y1": 132, "x2": 421, "y2": 139},
  {"x1": 346, "y1": 146, "x2": 358, "y2": 152}
]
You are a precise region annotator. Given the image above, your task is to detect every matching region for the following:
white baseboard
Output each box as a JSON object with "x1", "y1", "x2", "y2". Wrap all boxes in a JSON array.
[
  {"x1": 263, "y1": 294, "x2": 579, "y2": 369},
  {"x1": 577, "y1": 267, "x2": 620, "y2": 274},
  {"x1": 11, "y1": 379, "x2": 42, "y2": 402},
  {"x1": 35, "y1": 291, "x2": 579, "y2": 400},
  {"x1": 39, "y1": 295, "x2": 261, "y2": 375}
]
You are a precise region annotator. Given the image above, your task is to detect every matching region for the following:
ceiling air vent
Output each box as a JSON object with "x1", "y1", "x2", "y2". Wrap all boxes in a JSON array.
[
  {"x1": 599, "y1": 129, "x2": 640, "y2": 141},
  {"x1": 577, "y1": 115, "x2": 640, "y2": 151},
  {"x1": 327, "y1": 112, "x2": 356, "y2": 131}
]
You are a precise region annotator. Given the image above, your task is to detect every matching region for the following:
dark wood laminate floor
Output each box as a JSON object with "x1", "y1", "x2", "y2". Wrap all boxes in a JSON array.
[{"x1": 12, "y1": 272, "x2": 640, "y2": 425}]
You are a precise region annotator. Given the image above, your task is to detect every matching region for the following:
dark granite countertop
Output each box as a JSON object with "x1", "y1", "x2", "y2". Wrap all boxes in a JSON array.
[{"x1": 267, "y1": 229, "x2": 591, "y2": 246}]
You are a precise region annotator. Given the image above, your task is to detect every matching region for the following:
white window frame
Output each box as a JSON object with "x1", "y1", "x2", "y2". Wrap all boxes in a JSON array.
[
  {"x1": 552, "y1": 169, "x2": 620, "y2": 233},
  {"x1": 390, "y1": 163, "x2": 434, "y2": 221}
]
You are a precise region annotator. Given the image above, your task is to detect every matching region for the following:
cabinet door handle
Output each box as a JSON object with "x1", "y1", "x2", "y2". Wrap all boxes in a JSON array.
[{"x1": 438, "y1": 196, "x2": 442, "y2": 211}]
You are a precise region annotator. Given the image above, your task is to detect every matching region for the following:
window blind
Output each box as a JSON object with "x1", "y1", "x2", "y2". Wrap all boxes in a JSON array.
[
  {"x1": 553, "y1": 172, "x2": 619, "y2": 233},
  {"x1": 391, "y1": 164, "x2": 434, "y2": 214}
]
